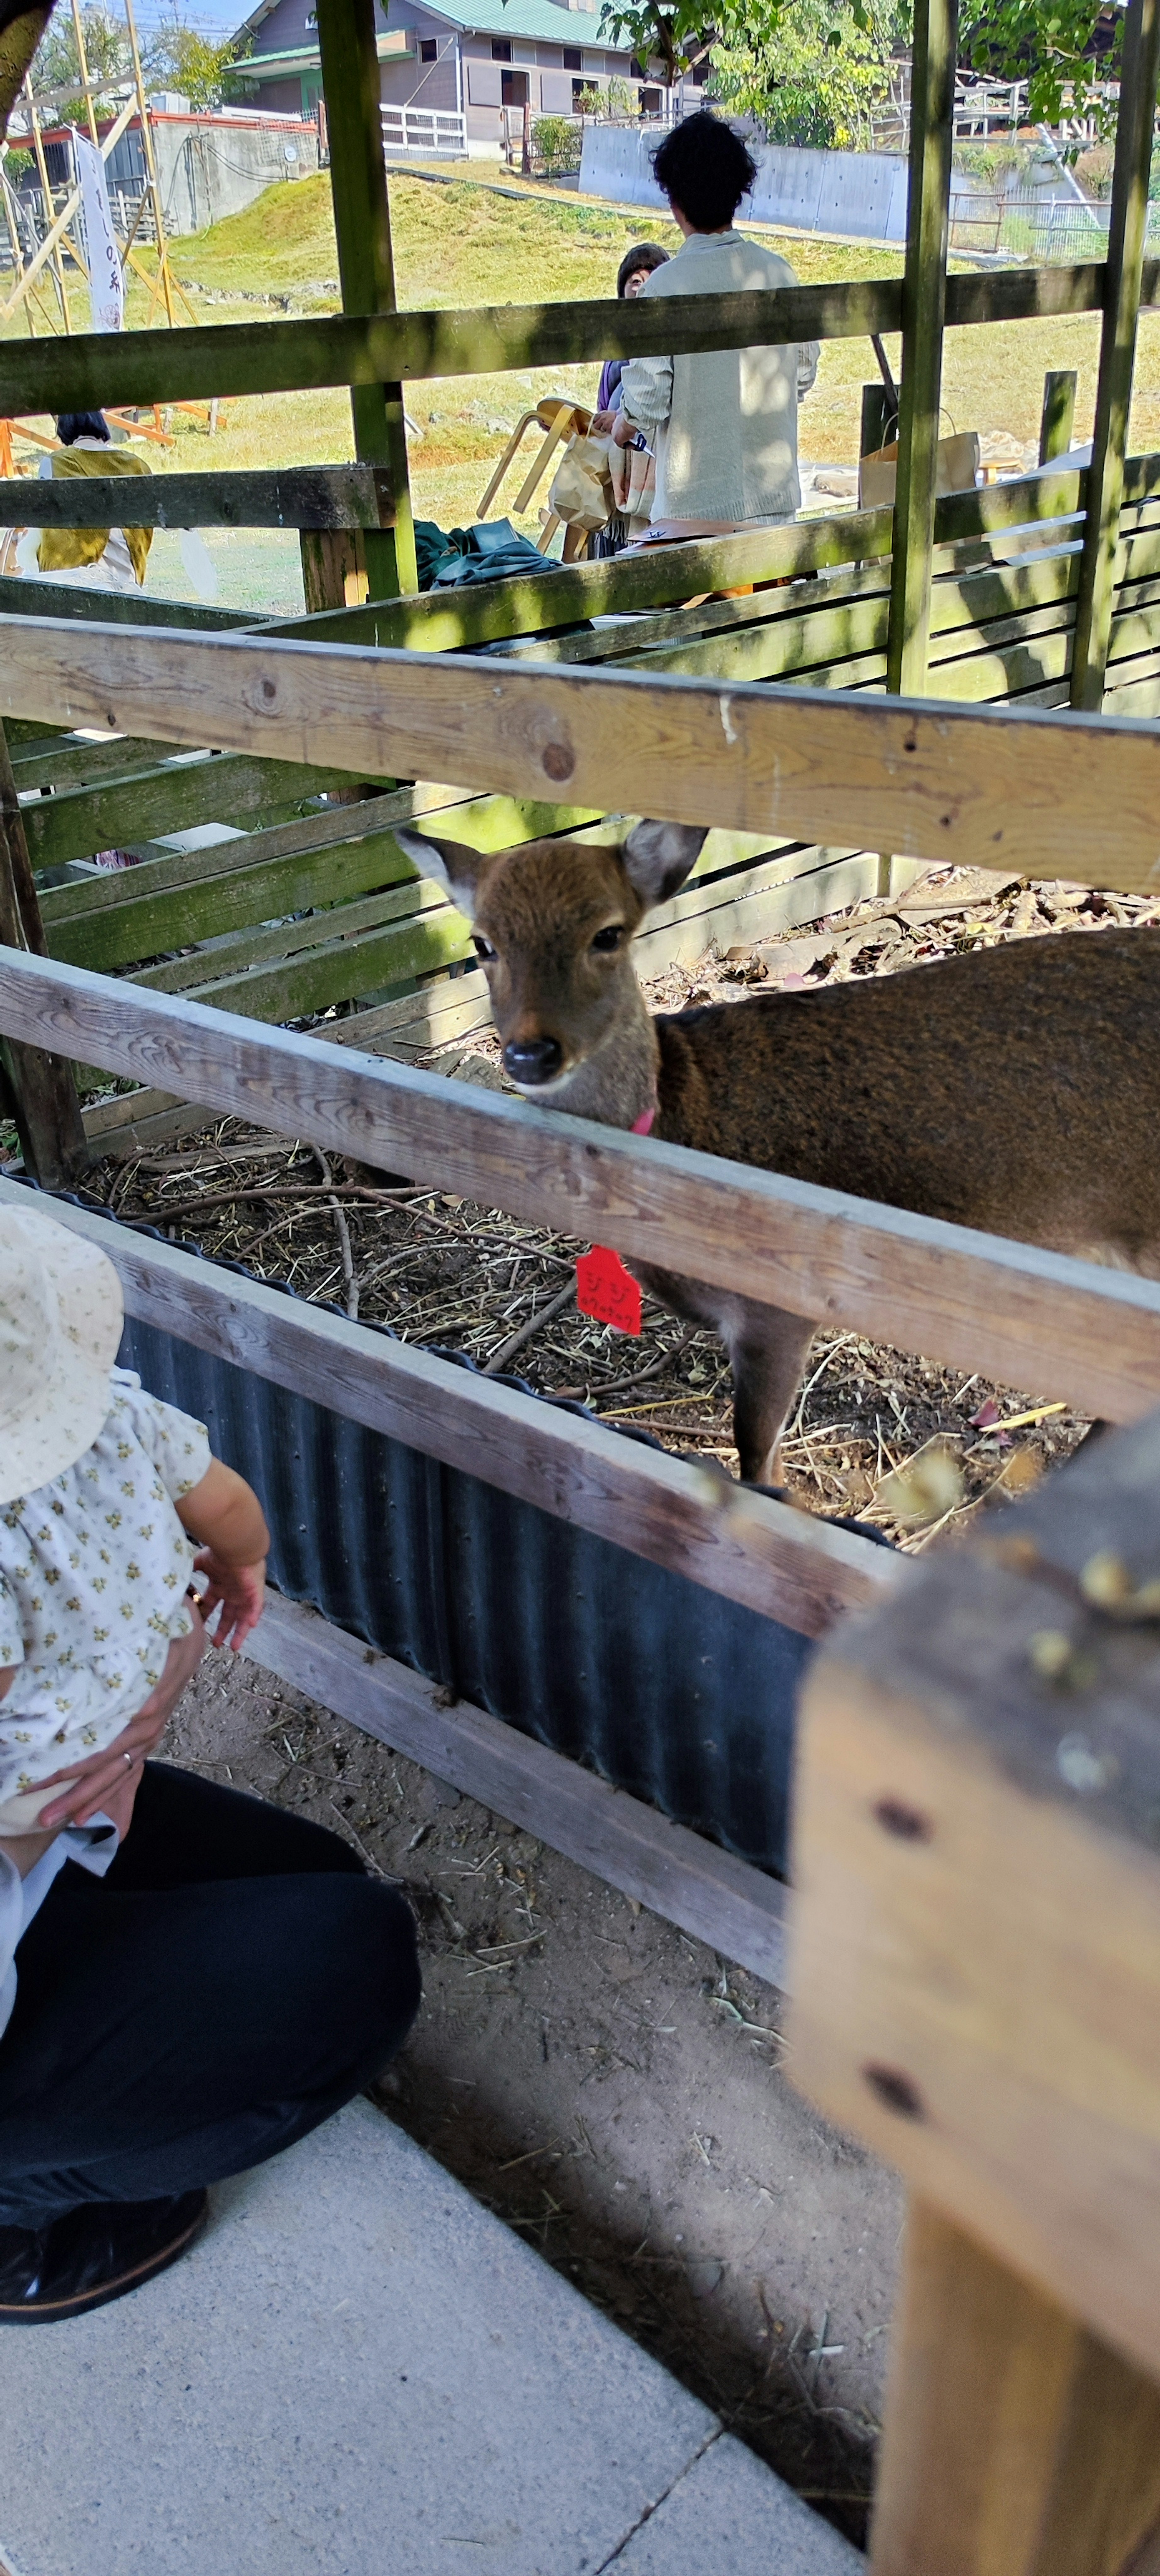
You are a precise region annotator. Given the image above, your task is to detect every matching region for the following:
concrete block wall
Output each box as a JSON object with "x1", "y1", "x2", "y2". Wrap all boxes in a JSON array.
[{"x1": 578, "y1": 123, "x2": 909, "y2": 243}]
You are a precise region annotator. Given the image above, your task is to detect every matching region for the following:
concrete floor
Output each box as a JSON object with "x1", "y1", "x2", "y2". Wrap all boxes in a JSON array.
[{"x1": 0, "y1": 2098, "x2": 862, "y2": 2576}]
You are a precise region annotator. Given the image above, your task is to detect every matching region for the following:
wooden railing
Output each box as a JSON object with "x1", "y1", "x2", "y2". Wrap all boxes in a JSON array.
[
  {"x1": 4, "y1": 611, "x2": 1160, "y2": 890},
  {"x1": 791, "y1": 1405, "x2": 1160, "y2": 2567},
  {"x1": 0, "y1": 262, "x2": 1144, "y2": 423}
]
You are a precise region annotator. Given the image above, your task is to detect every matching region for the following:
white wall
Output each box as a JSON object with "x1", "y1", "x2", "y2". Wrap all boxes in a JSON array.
[{"x1": 578, "y1": 124, "x2": 909, "y2": 244}]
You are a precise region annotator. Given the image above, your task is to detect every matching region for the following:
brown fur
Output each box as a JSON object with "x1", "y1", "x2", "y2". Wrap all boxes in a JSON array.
[{"x1": 395, "y1": 820, "x2": 1160, "y2": 1484}]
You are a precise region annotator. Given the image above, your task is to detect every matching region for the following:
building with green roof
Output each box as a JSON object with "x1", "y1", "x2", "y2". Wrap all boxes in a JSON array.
[{"x1": 232, "y1": 0, "x2": 704, "y2": 157}]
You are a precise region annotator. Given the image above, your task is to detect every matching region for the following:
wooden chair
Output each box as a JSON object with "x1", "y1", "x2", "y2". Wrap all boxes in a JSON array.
[
  {"x1": 477, "y1": 395, "x2": 593, "y2": 545},
  {"x1": 789, "y1": 1407, "x2": 1160, "y2": 2572}
]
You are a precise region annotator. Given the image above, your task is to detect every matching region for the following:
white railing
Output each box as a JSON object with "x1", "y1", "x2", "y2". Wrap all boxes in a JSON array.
[{"x1": 381, "y1": 106, "x2": 467, "y2": 159}]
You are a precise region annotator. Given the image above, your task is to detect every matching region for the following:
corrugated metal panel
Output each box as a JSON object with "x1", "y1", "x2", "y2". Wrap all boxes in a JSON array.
[{"x1": 119, "y1": 1313, "x2": 814, "y2": 1879}]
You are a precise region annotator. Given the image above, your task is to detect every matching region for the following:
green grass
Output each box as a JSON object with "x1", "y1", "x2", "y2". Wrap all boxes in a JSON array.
[{"x1": 7, "y1": 159, "x2": 1160, "y2": 604}]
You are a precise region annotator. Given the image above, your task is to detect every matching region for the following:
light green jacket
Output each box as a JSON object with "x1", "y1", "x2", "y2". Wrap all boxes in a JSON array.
[{"x1": 620, "y1": 228, "x2": 819, "y2": 524}]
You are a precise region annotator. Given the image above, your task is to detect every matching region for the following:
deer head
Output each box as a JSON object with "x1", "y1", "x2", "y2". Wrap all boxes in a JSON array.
[{"x1": 395, "y1": 820, "x2": 707, "y2": 1127}]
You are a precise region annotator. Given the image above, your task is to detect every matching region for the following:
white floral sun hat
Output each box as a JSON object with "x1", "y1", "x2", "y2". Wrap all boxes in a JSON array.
[{"x1": 0, "y1": 1204, "x2": 123, "y2": 1507}]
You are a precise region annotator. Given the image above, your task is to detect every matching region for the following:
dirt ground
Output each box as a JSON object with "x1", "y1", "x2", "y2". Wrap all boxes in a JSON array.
[{"x1": 172, "y1": 1642, "x2": 900, "y2": 2550}]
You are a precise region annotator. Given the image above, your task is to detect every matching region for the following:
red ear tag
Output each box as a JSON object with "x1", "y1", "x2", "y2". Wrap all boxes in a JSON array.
[{"x1": 576, "y1": 1246, "x2": 642, "y2": 1335}]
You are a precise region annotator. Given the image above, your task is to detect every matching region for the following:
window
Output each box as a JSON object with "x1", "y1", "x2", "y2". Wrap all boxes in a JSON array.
[
  {"x1": 629, "y1": 54, "x2": 644, "y2": 75},
  {"x1": 691, "y1": 55, "x2": 707, "y2": 81},
  {"x1": 501, "y1": 65, "x2": 529, "y2": 102},
  {"x1": 491, "y1": 36, "x2": 511, "y2": 60},
  {"x1": 563, "y1": 45, "x2": 582, "y2": 68},
  {"x1": 420, "y1": 36, "x2": 438, "y2": 58}
]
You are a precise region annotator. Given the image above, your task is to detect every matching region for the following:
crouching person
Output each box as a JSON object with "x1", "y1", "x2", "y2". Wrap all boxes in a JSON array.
[{"x1": 0, "y1": 1203, "x2": 420, "y2": 2322}]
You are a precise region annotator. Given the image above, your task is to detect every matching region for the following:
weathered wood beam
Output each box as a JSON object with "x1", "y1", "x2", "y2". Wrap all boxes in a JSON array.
[
  {"x1": 0, "y1": 1180, "x2": 891, "y2": 1642},
  {"x1": 0, "y1": 718, "x2": 85, "y2": 1185},
  {"x1": 0, "y1": 264, "x2": 1148, "y2": 421},
  {"x1": 1070, "y1": 0, "x2": 1160, "y2": 711},
  {"x1": 315, "y1": 0, "x2": 415, "y2": 600},
  {"x1": 1039, "y1": 368, "x2": 1078, "y2": 464},
  {"x1": 0, "y1": 464, "x2": 398, "y2": 532},
  {"x1": 4, "y1": 616, "x2": 1160, "y2": 893},
  {"x1": 2, "y1": 952, "x2": 1160, "y2": 1426},
  {"x1": 788, "y1": 1404, "x2": 1160, "y2": 2391},
  {"x1": 870, "y1": 2202, "x2": 1160, "y2": 2575},
  {"x1": 886, "y1": 0, "x2": 957, "y2": 699}
]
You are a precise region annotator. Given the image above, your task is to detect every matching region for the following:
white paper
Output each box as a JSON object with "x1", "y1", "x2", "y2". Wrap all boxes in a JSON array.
[
  {"x1": 74, "y1": 133, "x2": 124, "y2": 334},
  {"x1": 180, "y1": 528, "x2": 219, "y2": 601}
]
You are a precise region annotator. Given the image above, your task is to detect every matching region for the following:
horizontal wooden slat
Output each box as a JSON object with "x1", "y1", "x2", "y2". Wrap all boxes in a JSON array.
[
  {"x1": 4, "y1": 616, "x2": 1160, "y2": 892},
  {"x1": 247, "y1": 1596, "x2": 792, "y2": 1988},
  {"x1": 0, "y1": 572, "x2": 247, "y2": 631},
  {"x1": 21, "y1": 749, "x2": 375, "y2": 870},
  {"x1": 261, "y1": 462, "x2": 1101, "y2": 656},
  {"x1": 2, "y1": 952, "x2": 1160, "y2": 1424},
  {"x1": 0, "y1": 1180, "x2": 890, "y2": 1643},
  {"x1": 0, "y1": 262, "x2": 1139, "y2": 419},
  {"x1": 0, "y1": 465, "x2": 396, "y2": 532},
  {"x1": 12, "y1": 731, "x2": 191, "y2": 791}
]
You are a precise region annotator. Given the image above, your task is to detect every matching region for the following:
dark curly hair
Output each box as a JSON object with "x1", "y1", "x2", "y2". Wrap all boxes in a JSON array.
[{"x1": 651, "y1": 110, "x2": 758, "y2": 233}]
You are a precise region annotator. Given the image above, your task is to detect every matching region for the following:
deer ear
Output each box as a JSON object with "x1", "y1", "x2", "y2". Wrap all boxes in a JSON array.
[
  {"x1": 621, "y1": 821, "x2": 708, "y2": 911},
  {"x1": 394, "y1": 829, "x2": 486, "y2": 922}
]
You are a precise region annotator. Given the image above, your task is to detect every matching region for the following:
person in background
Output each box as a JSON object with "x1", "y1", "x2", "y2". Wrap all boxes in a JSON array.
[
  {"x1": 614, "y1": 113, "x2": 819, "y2": 547},
  {"x1": 33, "y1": 409, "x2": 152, "y2": 595},
  {"x1": 591, "y1": 242, "x2": 671, "y2": 427},
  {"x1": 0, "y1": 1202, "x2": 420, "y2": 2324}
]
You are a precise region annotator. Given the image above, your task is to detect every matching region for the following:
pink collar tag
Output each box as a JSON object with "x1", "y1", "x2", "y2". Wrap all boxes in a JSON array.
[{"x1": 631, "y1": 1107, "x2": 656, "y2": 1135}]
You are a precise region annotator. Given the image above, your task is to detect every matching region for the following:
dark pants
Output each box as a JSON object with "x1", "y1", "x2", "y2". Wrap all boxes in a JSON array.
[{"x1": 0, "y1": 1763, "x2": 421, "y2": 2227}]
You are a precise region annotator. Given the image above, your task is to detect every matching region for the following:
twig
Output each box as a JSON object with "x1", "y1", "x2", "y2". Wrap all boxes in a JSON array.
[
  {"x1": 482, "y1": 1276, "x2": 577, "y2": 1375},
  {"x1": 314, "y1": 1145, "x2": 358, "y2": 1319},
  {"x1": 787, "y1": 1335, "x2": 855, "y2": 1442}
]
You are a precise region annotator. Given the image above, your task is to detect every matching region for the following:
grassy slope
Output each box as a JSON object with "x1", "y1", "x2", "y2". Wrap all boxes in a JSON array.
[{"x1": 6, "y1": 162, "x2": 1160, "y2": 554}]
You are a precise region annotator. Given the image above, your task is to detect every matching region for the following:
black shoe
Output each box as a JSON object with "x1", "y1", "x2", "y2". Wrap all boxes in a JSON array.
[{"x1": 0, "y1": 2189, "x2": 208, "y2": 2324}]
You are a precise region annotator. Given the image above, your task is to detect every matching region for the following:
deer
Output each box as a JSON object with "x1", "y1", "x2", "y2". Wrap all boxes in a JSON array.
[{"x1": 393, "y1": 819, "x2": 1160, "y2": 1488}]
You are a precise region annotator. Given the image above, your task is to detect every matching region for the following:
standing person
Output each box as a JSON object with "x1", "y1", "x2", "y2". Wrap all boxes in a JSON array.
[
  {"x1": 0, "y1": 1202, "x2": 420, "y2": 2323},
  {"x1": 33, "y1": 410, "x2": 153, "y2": 595},
  {"x1": 592, "y1": 241, "x2": 671, "y2": 425},
  {"x1": 614, "y1": 112, "x2": 819, "y2": 547},
  {"x1": 590, "y1": 242, "x2": 670, "y2": 557}
]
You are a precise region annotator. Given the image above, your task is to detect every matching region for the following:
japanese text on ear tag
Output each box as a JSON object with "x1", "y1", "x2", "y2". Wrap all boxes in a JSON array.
[{"x1": 576, "y1": 1246, "x2": 642, "y2": 1335}]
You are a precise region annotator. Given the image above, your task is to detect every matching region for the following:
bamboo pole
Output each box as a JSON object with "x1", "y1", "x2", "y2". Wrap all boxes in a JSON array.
[
  {"x1": 315, "y1": 0, "x2": 417, "y2": 601},
  {"x1": 122, "y1": 0, "x2": 174, "y2": 328},
  {"x1": 885, "y1": 0, "x2": 958, "y2": 697},
  {"x1": 0, "y1": 717, "x2": 86, "y2": 1186},
  {"x1": 1069, "y1": 0, "x2": 1160, "y2": 711},
  {"x1": 24, "y1": 79, "x2": 71, "y2": 329}
]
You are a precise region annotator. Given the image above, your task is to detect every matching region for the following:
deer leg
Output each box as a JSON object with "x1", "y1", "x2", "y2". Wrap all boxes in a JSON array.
[
  {"x1": 629, "y1": 1265, "x2": 817, "y2": 1487},
  {"x1": 726, "y1": 1306, "x2": 817, "y2": 1487}
]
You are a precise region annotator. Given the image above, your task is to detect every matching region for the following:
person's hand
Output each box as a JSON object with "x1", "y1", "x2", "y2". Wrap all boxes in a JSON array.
[
  {"x1": 32, "y1": 1612, "x2": 208, "y2": 1834},
  {"x1": 194, "y1": 1550, "x2": 266, "y2": 1651},
  {"x1": 612, "y1": 412, "x2": 636, "y2": 448},
  {"x1": 589, "y1": 408, "x2": 616, "y2": 434}
]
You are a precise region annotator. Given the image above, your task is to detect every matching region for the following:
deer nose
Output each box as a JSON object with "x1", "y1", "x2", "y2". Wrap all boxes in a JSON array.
[{"x1": 504, "y1": 1034, "x2": 563, "y2": 1085}]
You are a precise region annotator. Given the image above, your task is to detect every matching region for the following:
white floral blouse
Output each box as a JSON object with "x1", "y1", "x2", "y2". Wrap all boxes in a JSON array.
[{"x1": 0, "y1": 1370, "x2": 212, "y2": 1803}]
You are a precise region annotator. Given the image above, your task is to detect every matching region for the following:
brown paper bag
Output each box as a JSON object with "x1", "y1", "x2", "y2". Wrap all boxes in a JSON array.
[
  {"x1": 549, "y1": 434, "x2": 614, "y2": 533},
  {"x1": 858, "y1": 431, "x2": 981, "y2": 511}
]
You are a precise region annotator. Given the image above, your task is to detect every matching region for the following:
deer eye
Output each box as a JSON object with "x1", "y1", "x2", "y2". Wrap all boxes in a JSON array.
[
  {"x1": 591, "y1": 924, "x2": 625, "y2": 953},
  {"x1": 472, "y1": 934, "x2": 497, "y2": 963}
]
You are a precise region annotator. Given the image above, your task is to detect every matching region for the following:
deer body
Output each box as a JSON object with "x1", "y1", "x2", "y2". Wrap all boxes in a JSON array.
[{"x1": 395, "y1": 820, "x2": 1160, "y2": 1485}]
